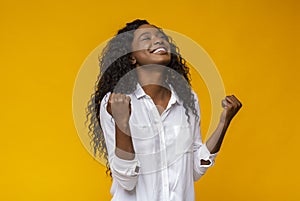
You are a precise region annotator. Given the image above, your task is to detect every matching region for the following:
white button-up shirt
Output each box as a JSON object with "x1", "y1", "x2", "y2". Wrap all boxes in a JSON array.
[{"x1": 100, "y1": 84, "x2": 217, "y2": 201}]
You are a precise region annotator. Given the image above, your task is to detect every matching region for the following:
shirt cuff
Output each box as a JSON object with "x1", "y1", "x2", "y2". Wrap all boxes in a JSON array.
[
  {"x1": 199, "y1": 144, "x2": 218, "y2": 167},
  {"x1": 111, "y1": 155, "x2": 140, "y2": 176}
]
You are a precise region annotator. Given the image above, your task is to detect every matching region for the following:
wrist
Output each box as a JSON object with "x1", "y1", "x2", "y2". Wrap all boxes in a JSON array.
[
  {"x1": 115, "y1": 121, "x2": 131, "y2": 135},
  {"x1": 115, "y1": 119, "x2": 129, "y2": 127}
]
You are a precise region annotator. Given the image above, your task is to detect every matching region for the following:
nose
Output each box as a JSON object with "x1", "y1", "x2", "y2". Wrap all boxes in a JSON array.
[{"x1": 153, "y1": 36, "x2": 163, "y2": 45}]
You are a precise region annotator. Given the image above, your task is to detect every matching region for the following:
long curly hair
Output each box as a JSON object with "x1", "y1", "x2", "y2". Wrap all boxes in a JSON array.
[{"x1": 86, "y1": 19, "x2": 198, "y2": 175}]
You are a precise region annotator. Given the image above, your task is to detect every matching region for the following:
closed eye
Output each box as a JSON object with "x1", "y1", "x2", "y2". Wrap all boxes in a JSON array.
[{"x1": 141, "y1": 37, "x2": 151, "y2": 41}]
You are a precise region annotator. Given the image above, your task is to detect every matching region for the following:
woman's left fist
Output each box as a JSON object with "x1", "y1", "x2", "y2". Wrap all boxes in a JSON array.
[{"x1": 220, "y1": 95, "x2": 242, "y2": 123}]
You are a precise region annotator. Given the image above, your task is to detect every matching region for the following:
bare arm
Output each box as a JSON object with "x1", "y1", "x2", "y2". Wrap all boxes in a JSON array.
[
  {"x1": 107, "y1": 93, "x2": 135, "y2": 160},
  {"x1": 206, "y1": 95, "x2": 242, "y2": 154},
  {"x1": 199, "y1": 95, "x2": 242, "y2": 166}
]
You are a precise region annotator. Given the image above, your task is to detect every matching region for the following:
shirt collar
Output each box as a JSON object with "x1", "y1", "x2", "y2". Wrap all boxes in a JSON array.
[
  {"x1": 133, "y1": 83, "x2": 183, "y2": 105},
  {"x1": 134, "y1": 83, "x2": 146, "y2": 99}
]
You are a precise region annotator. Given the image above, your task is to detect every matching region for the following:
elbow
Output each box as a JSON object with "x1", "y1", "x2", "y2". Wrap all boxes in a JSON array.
[
  {"x1": 111, "y1": 168, "x2": 138, "y2": 191},
  {"x1": 119, "y1": 181, "x2": 137, "y2": 191},
  {"x1": 193, "y1": 167, "x2": 208, "y2": 181},
  {"x1": 109, "y1": 154, "x2": 140, "y2": 191}
]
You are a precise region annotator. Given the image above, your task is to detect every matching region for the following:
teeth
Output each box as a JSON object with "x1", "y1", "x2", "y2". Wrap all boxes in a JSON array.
[{"x1": 153, "y1": 47, "x2": 166, "y2": 54}]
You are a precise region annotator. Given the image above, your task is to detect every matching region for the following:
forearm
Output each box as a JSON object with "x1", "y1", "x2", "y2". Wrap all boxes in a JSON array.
[
  {"x1": 205, "y1": 120, "x2": 230, "y2": 154},
  {"x1": 115, "y1": 123, "x2": 135, "y2": 160},
  {"x1": 198, "y1": 95, "x2": 241, "y2": 165},
  {"x1": 112, "y1": 125, "x2": 139, "y2": 191},
  {"x1": 205, "y1": 95, "x2": 242, "y2": 154},
  {"x1": 106, "y1": 93, "x2": 135, "y2": 160}
]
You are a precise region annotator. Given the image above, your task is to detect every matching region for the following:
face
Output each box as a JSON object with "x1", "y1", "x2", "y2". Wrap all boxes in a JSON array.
[{"x1": 130, "y1": 24, "x2": 171, "y2": 67}]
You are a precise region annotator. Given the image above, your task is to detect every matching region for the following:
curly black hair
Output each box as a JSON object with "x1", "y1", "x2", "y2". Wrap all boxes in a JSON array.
[{"x1": 86, "y1": 19, "x2": 199, "y2": 175}]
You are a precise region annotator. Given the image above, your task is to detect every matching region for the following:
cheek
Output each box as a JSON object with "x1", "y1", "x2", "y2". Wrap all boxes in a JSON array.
[
  {"x1": 133, "y1": 50, "x2": 151, "y2": 64},
  {"x1": 132, "y1": 40, "x2": 149, "y2": 52}
]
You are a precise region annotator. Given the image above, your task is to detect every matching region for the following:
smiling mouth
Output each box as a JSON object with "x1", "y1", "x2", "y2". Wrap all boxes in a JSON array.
[{"x1": 150, "y1": 47, "x2": 168, "y2": 54}]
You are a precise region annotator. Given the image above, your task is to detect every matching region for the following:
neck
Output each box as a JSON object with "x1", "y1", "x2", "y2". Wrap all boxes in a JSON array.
[
  {"x1": 136, "y1": 65, "x2": 170, "y2": 101},
  {"x1": 142, "y1": 84, "x2": 169, "y2": 100},
  {"x1": 142, "y1": 84, "x2": 171, "y2": 115}
]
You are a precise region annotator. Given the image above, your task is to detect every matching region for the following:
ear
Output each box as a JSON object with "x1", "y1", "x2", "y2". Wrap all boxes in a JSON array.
[{"x1": 129, "y1": 55, "x2": 137, "y2": 65}]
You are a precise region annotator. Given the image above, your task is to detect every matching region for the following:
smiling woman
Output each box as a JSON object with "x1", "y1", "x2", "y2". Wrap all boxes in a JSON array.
[
  {"x1": 130, "y1": 24, "x2": 171, "y2": 66},
  {"x1": 86, "y1": 19, "x2": 242, "y2": 201}
]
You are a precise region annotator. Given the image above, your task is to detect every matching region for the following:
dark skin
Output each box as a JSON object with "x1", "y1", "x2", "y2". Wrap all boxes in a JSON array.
[{"x1": 107, "y1": 24, "x2": 242, "y2": 163}]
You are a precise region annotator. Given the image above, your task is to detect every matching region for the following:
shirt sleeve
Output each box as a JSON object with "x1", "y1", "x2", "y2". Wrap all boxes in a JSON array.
[
  {"x1": 192, "y1": 92, "x2": 218, "y2": 181},
  {"x1": 99, "y1": 92, "x2": 140, "y2": 191}
]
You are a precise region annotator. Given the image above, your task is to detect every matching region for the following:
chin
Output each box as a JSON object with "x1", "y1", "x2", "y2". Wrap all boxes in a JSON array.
[{"x1": 150, "y1": 57, "x2": 171, "y2": 66}]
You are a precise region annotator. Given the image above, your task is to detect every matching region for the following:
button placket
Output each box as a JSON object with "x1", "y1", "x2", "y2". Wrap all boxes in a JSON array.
[{"x1": 147, "y1": 98, "x2": 170, "y2": 201}]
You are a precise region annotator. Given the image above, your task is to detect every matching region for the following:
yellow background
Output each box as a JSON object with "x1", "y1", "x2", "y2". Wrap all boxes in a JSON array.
[{"x1": 0, "y1": 0, "x2": 299, "y2": 200}]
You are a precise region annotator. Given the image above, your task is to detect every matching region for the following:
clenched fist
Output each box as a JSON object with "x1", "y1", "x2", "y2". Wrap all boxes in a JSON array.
[
  {"x1": 107, "y1": 93, "x2": 132, "y2": 132},
  {"x1": 220, "y1": 95, "x2": 242, "y2": 124}
]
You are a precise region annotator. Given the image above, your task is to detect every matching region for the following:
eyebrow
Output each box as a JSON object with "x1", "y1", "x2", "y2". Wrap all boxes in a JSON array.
[
  {"x1": 137, "y1": 30, "x2": 166, "y2": 40},
  {"x1": 138, "y1": 32, "x2": 151, "y2": 39}
]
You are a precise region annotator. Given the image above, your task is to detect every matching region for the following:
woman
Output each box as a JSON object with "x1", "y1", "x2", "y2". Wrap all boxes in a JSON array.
[{"x1": 87, "y1": 19, "x2": 242, "y2": 201}]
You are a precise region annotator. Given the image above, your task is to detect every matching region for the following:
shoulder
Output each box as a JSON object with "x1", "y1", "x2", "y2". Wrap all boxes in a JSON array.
[
  {"x1": 100, "y1": 92, "x2": 112, "y2": 107},
  {"x1": 99, "y1": 92, "x2": 113, "y2": 117},
  {"x1": 191, "y1": 89, "x2": 201, "y2": 116},
  {"x1": 191, "y1": 89, "x2": 200, "y2": 104}
]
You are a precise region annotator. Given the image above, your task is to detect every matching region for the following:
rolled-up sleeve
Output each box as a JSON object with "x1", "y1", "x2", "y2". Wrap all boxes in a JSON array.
[
  {"x1": 193, "y1": 140, "x2": 218, "y2": 181},
  {"x1": 100, "y1": 93, "x2": 140, "y2": 191},
  {"x1": 110, "y1": 155, "x2": 140, "y2": 190}
]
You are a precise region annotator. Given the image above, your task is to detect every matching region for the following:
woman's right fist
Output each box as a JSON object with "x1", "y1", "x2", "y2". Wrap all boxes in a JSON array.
[{"x1": 107, "y1": 93, "x2": 132, "y2": 127}]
